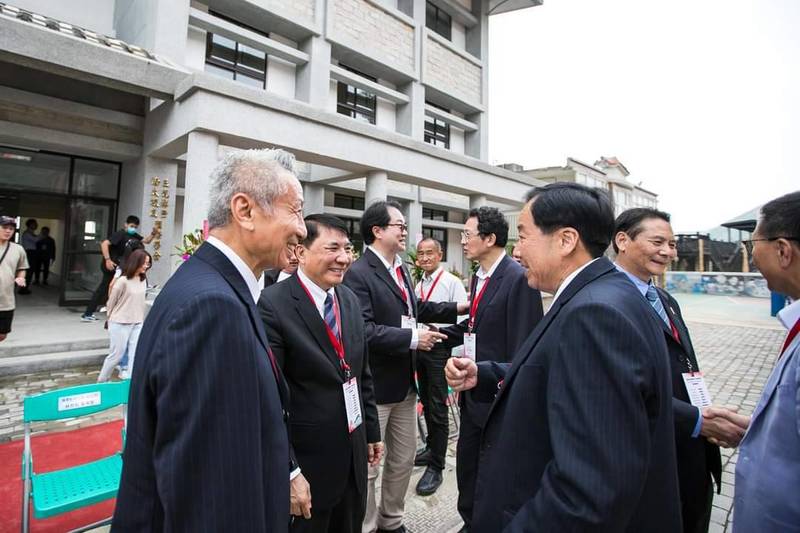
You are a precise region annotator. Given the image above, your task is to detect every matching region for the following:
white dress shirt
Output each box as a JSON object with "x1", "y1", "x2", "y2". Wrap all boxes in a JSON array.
[
  {"x1": 368, "y1": 245, "x2": 419, "y2": 349},
  {"x1": 415, "y1": 266, "x2": 468, "y2": 328},
  {"x1": 550, "y1": 258, "x2": 600, "y2": 308},
  {"x1": 205, "y1": 236, "x2": 262, "y2": 304},
  {"x1": 297, "y1": 268, "x2": 336, "y2": 319},
  {"x1": 473, "y1": 251, "x2": 507, "y2": 297}
]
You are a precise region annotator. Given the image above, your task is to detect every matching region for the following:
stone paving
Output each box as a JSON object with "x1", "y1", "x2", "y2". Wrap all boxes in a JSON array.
[{"x1": 0, "y1": 317, "x2": 786, "y2": 532}]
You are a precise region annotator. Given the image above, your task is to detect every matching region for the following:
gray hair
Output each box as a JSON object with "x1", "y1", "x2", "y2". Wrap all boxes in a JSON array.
[{"x1": 207, "y1": 148, "x2": 297, "y2": 229}]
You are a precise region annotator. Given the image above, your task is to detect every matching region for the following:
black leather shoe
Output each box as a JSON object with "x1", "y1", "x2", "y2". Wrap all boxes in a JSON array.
[
  {"x1": 377, "y1": 526, "x2": 407, "y2": 533},
  {"x1": 415, "y1": 466, "x2": 443, "y2": 496},
  {"x1": 414, "y1": 448, "x2": 431, "y2": 466}
]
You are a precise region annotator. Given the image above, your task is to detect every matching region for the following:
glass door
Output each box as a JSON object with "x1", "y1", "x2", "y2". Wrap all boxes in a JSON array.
[{"x1": 60, "y1": 199, "x2": 116, "y2": 306}]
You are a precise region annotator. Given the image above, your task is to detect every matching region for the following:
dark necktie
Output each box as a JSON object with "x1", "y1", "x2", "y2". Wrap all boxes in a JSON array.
[
  {"x1": 645, "y1": 284, "x2": 670, "y2": 327},
  {"x1": 324, "y1": 293, "x2": 339, "y2": 341}
]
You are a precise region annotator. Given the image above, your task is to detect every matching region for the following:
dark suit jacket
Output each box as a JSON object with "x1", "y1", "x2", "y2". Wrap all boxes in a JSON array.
[
  {"x1": 657, "y1": 288, "x2": 722, "y2": 507},
  {"x1": 258, "y1": 275, "x2": 381, "y2": 510},
  {"x1": 441, "y1": 255, "x2": 543, "y2": 425},
  {"x1": 470, "y1": 258, "x2": 681, "y2": 532},
  {"x1": 263, "y1": 268, "x2": 282, "y2": 288},
  {"x1": 113, "y1": 243, "x2": 290, "y2": 532},
  {"x1": 343, "y1": 248, "x2": 457, "y2": 404}
]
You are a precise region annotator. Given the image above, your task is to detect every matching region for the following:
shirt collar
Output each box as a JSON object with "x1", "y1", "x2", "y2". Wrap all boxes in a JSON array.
[
  {"x1": 368, "y1": 245, "x2": 403, "y2": 270},
  {"x1": 551, "y1": 258, "x2": 600, "y2": 307},
  {"x1": 778, "y1": 298, "x2": 800, "y2": 331},
  {"x1": 614, "y1": 263, "x2": 651, "y2": 297},
  {"x1": 423, "y1": 266, "x2": 443, "y2": 282},
  {"x1": 205, "y1": 236, "x2": 262, "y2": 304},
  {"x1": 476, "y1": 251, "x2": 506, "y2": 280},
  {"x1": 297, "y1": 268, "x2": 335, "y2": 309}
]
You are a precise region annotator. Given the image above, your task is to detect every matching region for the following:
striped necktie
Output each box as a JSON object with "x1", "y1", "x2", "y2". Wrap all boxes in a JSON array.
[
  {"x1": 324, "y1": 293, "x2": 339, "y2": 340},
  {"x1": 645, "y1": 284, "x2": 670, "y2": 327}
]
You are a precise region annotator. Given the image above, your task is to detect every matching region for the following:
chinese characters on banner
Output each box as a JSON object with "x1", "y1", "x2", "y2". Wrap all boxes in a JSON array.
[{"x1": 149, "y1": 176, "x2": 169, "y2": 261}]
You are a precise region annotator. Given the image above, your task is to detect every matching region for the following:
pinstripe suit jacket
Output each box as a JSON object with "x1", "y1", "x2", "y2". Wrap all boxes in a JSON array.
[
  {"x1": 471, "y1": 258, "x2": 682, "y2": 532},
  {"x1": 113, "y1": 243, "x2": 290, "y2": 532}
]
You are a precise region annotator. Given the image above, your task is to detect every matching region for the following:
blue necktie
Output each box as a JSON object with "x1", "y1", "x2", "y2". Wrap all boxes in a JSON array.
[
  {"x1": 645, "y1": 284, "x2": 670, "y2": 327},
  {"x1": 324, "y1": 293, "x2": 339, "y2": 340}
]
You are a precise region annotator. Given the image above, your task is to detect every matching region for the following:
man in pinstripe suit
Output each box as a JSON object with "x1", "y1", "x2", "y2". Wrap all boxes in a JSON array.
[{"x1": 113, "y1": 149, "x2": 307, "y2": 532}]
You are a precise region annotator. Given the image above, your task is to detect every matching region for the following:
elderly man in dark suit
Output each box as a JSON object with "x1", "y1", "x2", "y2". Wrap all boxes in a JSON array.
[
  {"x1": 113, "y1": 149, "x2": 307, "y2": 531},
  {"x1": 447, "y1": 183, "x2": 682, "y2": 532},
  {"x1": 343, "y1": 200, "x2": 469, "y2": 533},
  {"x1": 438, "y1": 206, "x2": 543, "y2": 531},
  {"x1": 614, "y1": 207, "x2": 749, "y2": 533},
  {"x1": 259, "y1": 214, "x2": 383, "y2": 533}
]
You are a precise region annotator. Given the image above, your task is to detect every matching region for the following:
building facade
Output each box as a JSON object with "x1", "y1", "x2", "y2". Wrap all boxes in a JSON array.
[{"x1": 0, "y1": 0, "x2": 542, "y2": 306}]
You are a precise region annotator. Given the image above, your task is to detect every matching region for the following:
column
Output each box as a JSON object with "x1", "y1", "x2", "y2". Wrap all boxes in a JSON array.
[
  {"x1": 396, "y1": 0, "x2": 425, "y2": 140},
  {"x1": 303, "y1": 183, "x2": 325, "y2": 215},
  {"x1": 296, "y1": 36, "x2": 331, "y2": 108},
  {"x1": 182, "y1": 131, "x2": 219, "y2": 236},
  {"x1": 469, "y1": 194, "x2": 487, "y2": 210},
  {"x1": 465, "y1": 1, "x2": 489, "y2": 160},
  {"x1": 365, "y1": 170, "x2": 388, "y2": 207},
  {"x1": 406, "y1": 188, "x2": 423, "y2": 248}
]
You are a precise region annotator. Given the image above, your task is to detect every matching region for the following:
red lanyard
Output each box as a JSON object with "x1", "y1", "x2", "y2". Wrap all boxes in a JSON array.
[
  {"x1": 419, "y1": 270, "x2": 445, "y2": 302},
  {"x1": 395, "y1": 266, "x2": 408, "y2": 304},
  {"x1": 266, "y1": 346, "x2": 280, "y2": 382},
  {"x1": 781, "y1": 318, "x2": 800, "y2": 358},
  {"x1": 296, "y1": 276, "x2": 350, "y2": 378},
  {"x1": 468, "y1": 276, "x2": 491, "y2": 332}
]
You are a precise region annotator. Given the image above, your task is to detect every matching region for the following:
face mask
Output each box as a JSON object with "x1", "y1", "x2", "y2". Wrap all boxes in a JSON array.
[{"x1": 126, "y1": 226, "x2": 137, "y2": 235}]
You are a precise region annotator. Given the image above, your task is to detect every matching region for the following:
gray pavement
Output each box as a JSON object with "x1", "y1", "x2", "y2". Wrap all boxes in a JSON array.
[{"x1": 0, "y1": 294, "x2": 787, "y2": 532}]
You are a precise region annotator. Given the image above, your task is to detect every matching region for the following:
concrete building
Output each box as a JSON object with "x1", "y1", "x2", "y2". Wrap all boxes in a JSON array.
[
  {"x1": 517, "y1": 156, "x2": 658, "y2": 217},
  {"x1": 0, "y1": 0, "x2": 543, "y2": 307}
]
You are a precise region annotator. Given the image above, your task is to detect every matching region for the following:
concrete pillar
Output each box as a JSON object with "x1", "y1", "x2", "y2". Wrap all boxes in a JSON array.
[
  {"x1": 182, "y1": 131, "x2": 219, "y2": 236},
  {"x1": 465, "y1": 111, "x2": 488, "y2": 160},
  {"x1": 114, "y1": 0, "x2": 189, "y2": 64},
  {"x1": 365, "y1": 170, "x2": 389, "y2": 207},
  {"x1": 465, "y1": 1, "x2": 489, "y2": 160},
  {"x1": 469, "y1": 194, "x2": 487, "y2": 210},
  {"x1": 303, "y1": 183, "x2": 325, "y2": 215},
  {"x1": 407, "y1": 188, "x2": 423, "y2": 248},
  {"x1": 396, "y1": 0, "x2": 425, "y2": 140},
  {"x1": 296, "y1": 36, "x2": 331, "y2": 107}
]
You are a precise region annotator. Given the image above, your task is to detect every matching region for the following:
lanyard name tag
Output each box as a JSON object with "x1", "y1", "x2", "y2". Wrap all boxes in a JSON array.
[
  {"x1": 682, "y1": 372, "x2": 712, "y2": 408},
  {"x1": 343, "y1": 378, "x2": 363, "y2": 433},
  {"x1": 401, "y1": 315, "x2": 417, "y2": 329},
  {"x1": 463, "y1": 333, "x2": 477, "y2": 360}
]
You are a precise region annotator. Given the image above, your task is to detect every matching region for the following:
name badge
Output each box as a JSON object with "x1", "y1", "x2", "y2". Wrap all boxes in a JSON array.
[
  {"x1": 401, "y1": 315, "x2": 417, "y2": 329},
  {"x1": 682, "y1": 372, "x2": 712, "y2": 408},
  {"x1": 463, "y1": 333, "x2": 477, "y2": 361},
  {"x1": 343, "y1": 378, "x2": 363, "y2": 433}
]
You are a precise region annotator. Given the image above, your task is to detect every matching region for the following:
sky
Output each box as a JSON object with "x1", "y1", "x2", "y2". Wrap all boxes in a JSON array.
[{"x1": 487, "y1": 0, "x2": 799, "y2": 232}]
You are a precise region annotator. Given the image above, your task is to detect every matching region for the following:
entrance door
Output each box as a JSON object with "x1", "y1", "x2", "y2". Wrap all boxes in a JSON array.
[{"x1": 60, "y1": 199, "x2": 116, "y2": 306}]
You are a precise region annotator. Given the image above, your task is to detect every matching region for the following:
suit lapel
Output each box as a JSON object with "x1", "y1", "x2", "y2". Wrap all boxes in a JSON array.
[
  {"x1": 488, "y1": 258, "x2": 617, "y2": 416},
  {"x1": 658, "y1": 289, "x2": 700, "y2": 368},
  {"x1": 750, "y1": 346, "x2": 796, "y2": 423},
  {"x1": 289, "y1": 276, "x2": 343, "y2": 377},
  {"x1": 471, "y1": 255, "x2": 510, "y2": 331},
  {"x1": 366, "y1": 248, "x2": 407, "y2": 308}
]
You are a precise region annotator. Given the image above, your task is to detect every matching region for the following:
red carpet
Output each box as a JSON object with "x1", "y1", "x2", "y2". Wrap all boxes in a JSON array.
[{"x1": 0, "y1": 420, "x2": 123, "y2": 533}]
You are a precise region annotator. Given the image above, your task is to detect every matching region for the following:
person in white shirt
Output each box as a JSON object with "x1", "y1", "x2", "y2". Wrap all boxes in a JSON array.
[{"x1": 412, "y1": 237, "x2": 468, "y2": 496}]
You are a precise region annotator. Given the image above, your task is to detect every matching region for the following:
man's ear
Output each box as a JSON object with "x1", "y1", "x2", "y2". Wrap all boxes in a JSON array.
[
  {"x1": 777, "y1": 238, "x2": 796, "y2": 269},
  {"x1": 615, "y1": 231, "x2": 629, "y2": 253},
  {"x1": 559, "y1": 227, "x2": 580, "y2": 256},
  {"x1": 294, "y1": 244, "x2": 308, "y2": 266},
  {"x1": 230, "y1": 193, "x2": 256, "y2": 231}
]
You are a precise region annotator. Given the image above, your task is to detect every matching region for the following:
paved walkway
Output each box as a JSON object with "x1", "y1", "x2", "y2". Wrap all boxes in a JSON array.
[{"x1": 0, "y1": 295, "x2": 786, "y2": 532}]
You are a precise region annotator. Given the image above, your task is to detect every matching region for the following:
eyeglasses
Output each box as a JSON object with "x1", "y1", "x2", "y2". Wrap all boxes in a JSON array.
[
  {"x1": 385, "y1": 223, "x2": 408, "y2": 232},
  {"x1": 742, "y1": 236, "x2": 800, "y2": 255},
  {"x1": 460, "y1": 230, "x2": 482, "y2": 241}
]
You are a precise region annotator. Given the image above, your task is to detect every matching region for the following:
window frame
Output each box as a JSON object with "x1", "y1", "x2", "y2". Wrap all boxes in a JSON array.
[
  {"x1": 336, "y1": 65, "x2": 378, "y2": 125},
  {"x1": 426, "y1": 1, "x2": 452, "y2": 41},
  {"x1": 424, "y1": 102, "x2": 451, "y2": 149},
  {"x1": 333, "y1": 193, "x2": 365, "y2": 211},
  {"x1": 204, "y1": 12, "x2": 268, "y2": 89}
]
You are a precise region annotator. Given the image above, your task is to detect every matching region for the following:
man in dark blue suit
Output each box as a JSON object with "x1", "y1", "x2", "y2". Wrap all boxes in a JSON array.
[
  {"x1": 446, "y1": 183, "x2": 682, "y2": 532},
  {"x1": 113, "y1": 149, "x2": 307, "y2": 532},
  {"x1": 438, "y1": 207, "x2": 543, "y2": 531}
]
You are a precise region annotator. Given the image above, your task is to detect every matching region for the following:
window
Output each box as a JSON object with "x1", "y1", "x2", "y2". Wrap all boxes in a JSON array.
[
  {"x1": 333, "y1": 193, "x2": 365, "y2": 211},
  {"x1": 342, "y1": 218, "x2": 365, "y2": 253},
  {"x1": 337, "y1": 65, "x2": 377, "y2": 125},
  {"x1": 424, "y1": 102, "x2": 450, "y2": 149},
  {"x1": 422, "y1": 207, "x2": 448, "y2": 222},
  {"x1": 422, "y1": 227, "x2": 448, "y2": 261},
  {"x1": 426, "y1": 1, "x2": 452, "y2": 40},
  {"x1": 205, "y1": 12, "x2": 267, "y2": 89}
]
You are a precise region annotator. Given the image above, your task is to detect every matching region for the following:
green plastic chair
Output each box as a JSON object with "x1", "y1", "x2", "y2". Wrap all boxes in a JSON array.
[{"x1": 21, "y1": 380, "x2": 130, "y2": 533}]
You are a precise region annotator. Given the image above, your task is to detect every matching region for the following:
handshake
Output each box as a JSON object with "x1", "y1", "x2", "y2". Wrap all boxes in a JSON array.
[{"x1": 701, "y1": 405, "x2": 751, "y2": 448}]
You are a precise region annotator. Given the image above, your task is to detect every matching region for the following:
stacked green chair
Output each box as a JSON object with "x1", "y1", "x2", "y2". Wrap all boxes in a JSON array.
[{"x1": 20, "y1": 380, "x2": 130, "y2": 533}]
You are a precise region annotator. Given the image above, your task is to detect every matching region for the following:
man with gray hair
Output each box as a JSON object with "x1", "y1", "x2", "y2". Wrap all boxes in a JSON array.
[{"x1": 113, "y1": 148, "x2": 307, "y2": 531}]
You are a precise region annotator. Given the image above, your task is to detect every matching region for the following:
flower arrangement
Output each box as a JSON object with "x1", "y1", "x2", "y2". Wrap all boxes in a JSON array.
[{"x1": 174, "y1": 229, "x2": 205, "y2": 263}]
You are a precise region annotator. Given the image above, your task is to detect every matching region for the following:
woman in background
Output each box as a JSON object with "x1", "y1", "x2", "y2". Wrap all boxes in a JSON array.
[{"x1": 97, "y1": 249, "x2": 149, "y2": 381}]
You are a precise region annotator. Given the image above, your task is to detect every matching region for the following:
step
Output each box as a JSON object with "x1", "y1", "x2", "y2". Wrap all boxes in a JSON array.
[
  {"x1": 0, "y1": 338, "x2": 109, "y2": 359},
  {"x1": 0, "y1": 348, "x2": 108, "y2": 377}
]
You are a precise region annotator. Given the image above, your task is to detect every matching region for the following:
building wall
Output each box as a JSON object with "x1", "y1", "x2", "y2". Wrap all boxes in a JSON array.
[
  {"x1": 12, "y1": 0, "x2": 116, "y2": 35},
  {"x1": 268, "y1": 0, "x2": 316, "y2": 26},
  {"x1": 424, "y1": 33, "x2": 482, "y2": 107}
]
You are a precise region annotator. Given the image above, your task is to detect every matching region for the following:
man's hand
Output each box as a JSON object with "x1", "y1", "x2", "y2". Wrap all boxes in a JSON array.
[
  {"x1": 446, "y1": 357, "x2": 478, "y2": 392},
  {"x1": 457, "y1": 301, "x2": 471, "y2": 315},
  {"x1": 701, "y1": 405, "x2": 751, "y2": 448},
  {"x1": 290, "y1": 473, "x2": 312, "y2": 519},
  {"x1": 368, "y1": 442, "x2": 384, "y2": 466},
  {"x1": 418, "y1": 330, "x2": 447, "y2": 351},
  {"x1": 14, "y1": 276, "x2": 25, "y2": 287},
  {"x1": 104, "y1": 258, "x2": 116, "y2": 272}
]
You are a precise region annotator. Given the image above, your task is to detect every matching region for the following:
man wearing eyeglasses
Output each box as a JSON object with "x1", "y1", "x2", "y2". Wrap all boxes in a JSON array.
[
  {"x1": 613, "y1": 207, "x2": 750, "y2": 533},
  {"x1": 344, "y1": 200, "x2": 469, "y2": 533},
  {"x1": 734, "y1": 191, "x2": 800, "y2": 532}
]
